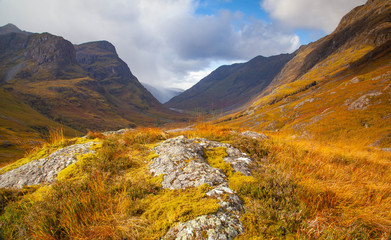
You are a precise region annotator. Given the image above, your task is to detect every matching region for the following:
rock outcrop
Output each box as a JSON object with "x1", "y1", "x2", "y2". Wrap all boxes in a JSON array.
[
  {"x1": 150, "y1": 136, "x2": 252, "y2": 239},
  {"x1": 0, "y1": 141, "x2": 97, "y2": 189},
  {"x1": 347, "y1": 92, "x2": 383, "y2": 110}
]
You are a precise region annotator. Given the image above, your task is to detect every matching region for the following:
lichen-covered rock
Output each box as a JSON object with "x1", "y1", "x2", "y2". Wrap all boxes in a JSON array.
[
  {"x1": 149, "y1": 136, "x2": 252, "y2": 239},
  {"x1": 163, "y1": 211, "x2": 243, "y2": 240},
  {"x1": 0, "y1": 142, "x2": 96, "y2": 189},
  {"x1": 150, "y1": 136, "x2": 252, "y2": 190}
]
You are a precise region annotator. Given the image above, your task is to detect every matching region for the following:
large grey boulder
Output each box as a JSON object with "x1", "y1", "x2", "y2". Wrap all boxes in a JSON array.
[{"x1": 0, "y1": 142, "x2": 96, "y2": 189}]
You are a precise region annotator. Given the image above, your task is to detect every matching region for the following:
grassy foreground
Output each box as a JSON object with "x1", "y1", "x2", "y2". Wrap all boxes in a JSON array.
[{"x1": 0, "y1": 124, "x2": 390, "y2": 239}]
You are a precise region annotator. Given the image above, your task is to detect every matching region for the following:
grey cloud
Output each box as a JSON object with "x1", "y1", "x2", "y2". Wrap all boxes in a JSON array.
[
  {"x1": 0, "y1": 0, "x2": 299, "y2": 89},
  {"x1": 261, "y1": 0, "x2": 366, "y2": 33}
]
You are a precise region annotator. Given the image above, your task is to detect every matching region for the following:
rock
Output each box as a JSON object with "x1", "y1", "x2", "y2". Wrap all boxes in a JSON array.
[
  {"x1": 294, "y1": 98, "x2": 314, "y2": 109},
  {"x1": 103, "y1": 128, "x2": 134, "y2": 136},
  {"x1": 240, "y1": 131, "x2": 268, "y2": 140},
  {"x1": 163, "y1": 211, "x2": 243, "y2": 240},
  {"x1": 348, "y1": 92, "x2": 382, "y2": 110},
  {"x1": 150, "y1": 136, "x2": 252, "y2": 239},
  {"x1": 371, "y1": 133, "x2": 391, "y2": 147},
  {"x1": 0, "y1": 142, "x2": 96, "y2": 189},
  {"x1": 165, "y1": 126, "x2": 195, "y2": 133},
  {"x1": 350, "y1": 77, "x2": 362, "y2": 84}
]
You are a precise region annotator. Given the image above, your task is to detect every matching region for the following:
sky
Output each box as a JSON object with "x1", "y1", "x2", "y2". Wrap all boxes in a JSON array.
[{"x1": 0, "y1": 0, "x2": 366, "y2": 90}]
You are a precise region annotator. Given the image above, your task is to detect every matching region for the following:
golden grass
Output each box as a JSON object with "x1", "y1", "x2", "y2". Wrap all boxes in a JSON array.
[{"x1": 256, "y1": 134, "x2": 391, "y2": 238}]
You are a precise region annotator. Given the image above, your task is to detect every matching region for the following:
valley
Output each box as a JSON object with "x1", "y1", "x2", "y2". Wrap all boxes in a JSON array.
[{"x1": 0, "y1": 0, "x2": 390, "y2": 239}]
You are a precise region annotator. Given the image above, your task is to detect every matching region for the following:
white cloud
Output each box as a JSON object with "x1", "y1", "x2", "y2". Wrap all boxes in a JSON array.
[
  {"x1": 0, "y1": 0, "x2": 299, "y2": 89},
  {"x1": 261, "y1": 0, "x2": 366, "y2": 33}
]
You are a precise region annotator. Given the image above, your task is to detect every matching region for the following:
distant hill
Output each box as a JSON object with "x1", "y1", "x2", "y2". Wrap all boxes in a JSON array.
[
  {"x1": 165, "y1": 54, "x2": 293, "y2": 113},
  {"x1": 142, "y1": 83, "x2": 184, "y2": 103},
  {"x1": 219, "y1": 0, "x2": 391, "y2": 148}
]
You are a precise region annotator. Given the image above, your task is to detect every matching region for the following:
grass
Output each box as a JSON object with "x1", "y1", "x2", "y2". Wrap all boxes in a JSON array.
[
  {"x1": 0, "y1": 88, "x2": 80, "y2": 167},
  {"x1": 0, "y1": 128, "x2": 93, "y2": 175},
  {"x1": 244, "y1": 134, "x2": 391, "y2": 239},
  {"x1": 0, "y1": 125, "x2": 390, "y2": 239}
]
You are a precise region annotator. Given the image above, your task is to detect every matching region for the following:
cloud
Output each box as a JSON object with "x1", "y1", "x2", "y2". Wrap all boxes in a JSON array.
[
  {"x1": 0, "y1": 0, "x2": 299, "y2": 89},
  {"x1": 261, "y1": 0, "x2": 366, "y2": 33}
]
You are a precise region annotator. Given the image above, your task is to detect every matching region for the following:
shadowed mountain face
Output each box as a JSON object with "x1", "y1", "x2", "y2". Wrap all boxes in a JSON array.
[
  {"x1": 220, "y1": 0, "x2": 391, "y2": 149},
  {"x1": 165, "y1": 53, "x2": 294, "y2": 113},
  {"x1": 75, "y1": 41, "x2": 163, "y2": 111}
]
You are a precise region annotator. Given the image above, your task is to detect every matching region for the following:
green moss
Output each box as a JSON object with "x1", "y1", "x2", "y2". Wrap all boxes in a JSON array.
[
  {"x1": 149, "y1": 174, "x2": 164, "y2": 187},
  {"x1": 229, "y1": 172, "x2": 256, "y2": 193},
  {"x1": 56, "y1": 153, "x2": 95, "y2": 181},
  {"x1": 141, "y1": 184, "x2": 220, "y2": 238},
  {"x1": 27, "y1": 185, "x2": 52, "y2": 202},
  {"x1": 204, "y1": 147, "x2": 233, "y2": 177},
  {"x1": 147, "y1": 151, "x2": 159, "y2": 161}
]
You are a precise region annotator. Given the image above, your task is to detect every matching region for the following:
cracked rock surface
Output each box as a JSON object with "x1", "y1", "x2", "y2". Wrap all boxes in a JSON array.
[
  {"x1": 149, "y1": 136, "x2": 252, "y2": 240},
  {"x1": 0, "y1": 142, "x2": 96, "y2": 189}
]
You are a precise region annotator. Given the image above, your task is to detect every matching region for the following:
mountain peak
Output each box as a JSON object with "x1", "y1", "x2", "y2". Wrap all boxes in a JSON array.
[
  {"x1": 0, "y1": 23, "x2": 29, "y2": 35},
  {"x1": 76, "y1": 40, "x2": 117, "y2": 54}
]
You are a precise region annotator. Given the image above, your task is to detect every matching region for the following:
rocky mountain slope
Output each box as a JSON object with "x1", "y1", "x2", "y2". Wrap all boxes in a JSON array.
[
  {"x1": 0, "y1": 24, "x2": 185, "y2": 163},
  {"x1": 166, "y1": 54, "x2": 293, "y2": 113},
  {"x1": 218, "y1": 0, "x2": 391, "y2": 149}
]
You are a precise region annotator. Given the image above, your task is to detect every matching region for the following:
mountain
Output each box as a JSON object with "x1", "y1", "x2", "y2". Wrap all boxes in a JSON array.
[
  {"x1": 0, "y1": 24, "x2": 183, "y2": 130},
  {"x1": 1, "y1": 1, "x2": 391, "y2": 239},
  {"x1": 218, "y1": 0, "x2": 391, "y2": 148},
  {"x1": 142, "y1": 82, "x2": 184, "y2": 103},
  {"x1": 165, "y1": 54, "x2": 293, "y2": 113},
  {"x1": 0, "y1": 23, "x2": 29, "y2": 35},
  {"x1": 0, "y1": 24, "x2": 184, "y2": 162}
]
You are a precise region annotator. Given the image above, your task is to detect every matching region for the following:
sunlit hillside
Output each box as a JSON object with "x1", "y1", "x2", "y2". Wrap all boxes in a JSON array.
[{"x1": 216, "y1": 0, "x2": 391, "y2": 150}]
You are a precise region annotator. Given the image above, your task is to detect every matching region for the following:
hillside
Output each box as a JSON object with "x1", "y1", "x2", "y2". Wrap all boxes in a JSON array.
[
  {"x1": 218, "y1": 0, "x2": 391, "y2": 149},
  {"x1": 1, "y1": 0, "x2": 391, "y2": 239},
  {"x1": 166, "y1": 54, "x2": 293, "y2": 113},
  {"x1": 0, "y1": 25, "x2": 186, "y2": 162},
  {"x1": 0, "y1": 88, "x2": 79, "y2": 166}
]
